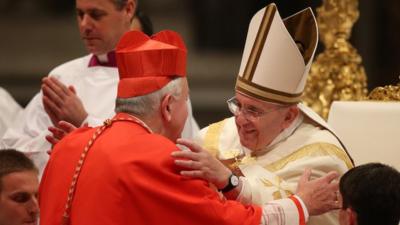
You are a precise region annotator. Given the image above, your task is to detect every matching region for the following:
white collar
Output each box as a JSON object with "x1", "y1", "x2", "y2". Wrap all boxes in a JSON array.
[{"x1": 96, "y1": 53, "x2": 109, "y2": 63}]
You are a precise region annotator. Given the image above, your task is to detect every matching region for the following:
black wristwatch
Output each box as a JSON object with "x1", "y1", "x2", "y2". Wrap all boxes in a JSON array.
[{"x1": 219, "y1": 174, "x2": 239, "y2": 193}]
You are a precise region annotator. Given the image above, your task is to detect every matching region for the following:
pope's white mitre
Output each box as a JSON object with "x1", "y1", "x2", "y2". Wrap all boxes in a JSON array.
[{"x1": 236, "y1": 3, "x2": 318, "y2": 104}]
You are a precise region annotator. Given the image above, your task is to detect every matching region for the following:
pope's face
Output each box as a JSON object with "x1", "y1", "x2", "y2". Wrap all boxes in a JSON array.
[
  {"x1": 76, "y1": 0, "x2": 134, "y2": 55},
  {"x1": 0, "y1": 171, "x2": 39, "y2": 225},
  {"x1": 234, "y1": 92, "x2": 292, "y2": 151}
]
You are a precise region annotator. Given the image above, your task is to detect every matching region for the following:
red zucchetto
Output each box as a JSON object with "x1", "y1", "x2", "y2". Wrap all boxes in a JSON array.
[{"x1": 116, "y1": 30, "x2": 187, "y2": 98}]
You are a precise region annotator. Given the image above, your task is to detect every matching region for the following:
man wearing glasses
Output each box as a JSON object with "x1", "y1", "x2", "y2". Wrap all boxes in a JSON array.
[{"x1": 172, "y1": 4, "x2": 353, "y2": 225}]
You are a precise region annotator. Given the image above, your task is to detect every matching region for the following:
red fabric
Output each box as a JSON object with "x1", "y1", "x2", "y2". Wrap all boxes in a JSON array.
[
  {"x1": 117, "y1": 77, "x2": 172, "y2": 98},
  {"x1": 116, "y1": 30, "x2": 187, "y2": 98},
  {"x1": 289, "y1": 196, "x2": 305, "y2": 225},
  {"x1": 39, "y1": 113, "x2": 262, "y2": 225}
]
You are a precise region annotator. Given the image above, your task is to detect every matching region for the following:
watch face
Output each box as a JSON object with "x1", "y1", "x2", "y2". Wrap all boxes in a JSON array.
[{"x1": 231, "y1": 175, "x2": 239, "y2": 186}]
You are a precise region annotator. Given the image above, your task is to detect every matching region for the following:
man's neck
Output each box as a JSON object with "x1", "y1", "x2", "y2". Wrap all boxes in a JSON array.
[
  {"x1": 96, "y1": 53, "x2": 109, "y2": 63},
  {"x1": 140, "y1": 115, "x2": 176, "y2": 142},
  {"x1": 88, "y1": 51, "x2": 116, "y2": 67}
]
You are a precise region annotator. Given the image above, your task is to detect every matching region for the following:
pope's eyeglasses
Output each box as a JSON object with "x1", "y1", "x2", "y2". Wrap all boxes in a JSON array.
[{"x1": 226, "y1": 97, "x2": 285, "y2": 121}]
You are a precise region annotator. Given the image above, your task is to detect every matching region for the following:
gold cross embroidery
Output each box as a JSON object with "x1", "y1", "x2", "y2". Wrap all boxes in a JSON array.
[{"x1": 260, "y1": 176, "x2": 293, "y2": 200}]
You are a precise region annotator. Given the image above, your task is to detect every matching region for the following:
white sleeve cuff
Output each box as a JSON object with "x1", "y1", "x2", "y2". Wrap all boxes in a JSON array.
[
  {"x1": 82, "y1": 116, "x2": 103, "y2": 127},
  {"x1": 236, "y1": 176, "x2": 253, "y2": 205},
  {"x1": 259, "y1": 197, "x2": 309, "y2": 225}
]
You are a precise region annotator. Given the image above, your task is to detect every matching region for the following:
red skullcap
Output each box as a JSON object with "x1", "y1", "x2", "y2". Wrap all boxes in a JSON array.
[{"x1": 116, "y1": 30, "x2": 187, "y2": 98}]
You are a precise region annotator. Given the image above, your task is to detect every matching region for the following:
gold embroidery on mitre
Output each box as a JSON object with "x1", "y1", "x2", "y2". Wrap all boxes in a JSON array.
[
  {"x1": 243, "y1": 5, "x2": 276, "y2": 81},
  {"x1": 236, "y1": 79, "x2": 302, "y2": 104},
  {"x1": 264, "y1": 142, "x2": 354, "y2": 172}
]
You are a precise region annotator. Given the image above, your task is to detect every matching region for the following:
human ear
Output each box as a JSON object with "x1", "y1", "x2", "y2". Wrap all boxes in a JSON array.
[
  {"x1": 161, "y1": 94, "x2": 173, "y2": 122},
  {"x1": 282, "y1": 106, "x2": 299, "y2": 128},
  {"x1": 348, "y1": 208, "x2": 357, "y2": 225},
  {"x1": 125, "y1": 0, "x2": 136, "y2": 20}
]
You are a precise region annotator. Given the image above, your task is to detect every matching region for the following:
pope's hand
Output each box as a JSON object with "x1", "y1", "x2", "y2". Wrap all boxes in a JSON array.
[
  {"x1": 296, "y1": 168, "x2": 340, "y2": 215},
  {"x1": 171, "y1": 138, "x2": 232, "y2": 189}
]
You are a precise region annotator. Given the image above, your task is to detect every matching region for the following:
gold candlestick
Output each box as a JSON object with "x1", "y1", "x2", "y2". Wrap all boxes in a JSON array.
[{"x1": 302, "y1": 0, "x2": 368, "y2": 119}]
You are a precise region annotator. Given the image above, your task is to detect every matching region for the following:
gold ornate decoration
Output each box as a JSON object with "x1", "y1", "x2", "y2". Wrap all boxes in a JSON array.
[
  {"x1": 302, "y1": 0, "x2": 368, "y2": 119},
  {"x1": 220, "y1": 149, "x2": 256, "y2": 176},
  {"x1": 260, "y1": 177, "x2": 293, "y2": 200},
  {"x1": 264, "y1": 142, "x2": 354, "y2": 172},
  {"x1": 367, "y1": 78, "x2": 400, "y2": 101}
]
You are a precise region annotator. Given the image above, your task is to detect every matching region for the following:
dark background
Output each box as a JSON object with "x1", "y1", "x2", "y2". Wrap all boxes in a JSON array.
[{"x1": 1, "y1": 0, "x2": 399, "y2": 127}]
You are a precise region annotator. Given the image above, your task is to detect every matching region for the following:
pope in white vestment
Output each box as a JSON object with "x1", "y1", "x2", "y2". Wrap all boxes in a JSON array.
[
  {"x1": 197, "y1": 107, "x2": 352, "y2": 225},
  {"x1": 193, "y1": 4, "x2": 353, "y2": 225}
]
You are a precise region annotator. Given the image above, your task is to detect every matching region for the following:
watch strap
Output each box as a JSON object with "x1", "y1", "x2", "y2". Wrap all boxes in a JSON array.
[{"x1": 219, "y1": 174, "x2": 239, "y2": 193}]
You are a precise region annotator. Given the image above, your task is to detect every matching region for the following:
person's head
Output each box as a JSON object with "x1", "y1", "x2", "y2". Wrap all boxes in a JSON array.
[
  {"x1": 114, "y1": 30, "x2": 188, "y2": 142},
  {"x1": 232, "y1": 4, "x2": 318, "y2": 151},
  {"x1": 76, "y1": 0, "x2": 136, "y2": 55},
  {"x1": 116, "y1": 77, "x2": 189, "y2": 141},
  {"x1": 130, "y1": 9, "x2": 153, "y2": 36},
  {"x1": 0, "y1": 150, "x2": 39, "y2": 225},
  {"x1": 228, "y1": 92, "x2": 299, "y2": 151},
  {"x1": 339, "y1": 163, "x2": 400, "y2": 225}
]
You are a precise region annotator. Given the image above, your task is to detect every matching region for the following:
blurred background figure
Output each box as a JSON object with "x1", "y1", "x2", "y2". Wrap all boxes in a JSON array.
[
  {"x1": 0, "y1": 88, "x2": 22, "y2": 138},
  {"x1": 131, "y1": 8, "x2": 153, "y2": 35},
  {"x1": 0, "y1": 149, "x2": 39, "y2": 225},
  {"x1": 0, "y1": 0, "x2": 198, "y2": 177},
  {"x1": 1, "y1": 0, "x2": 399, "y2": 128},
  {"x1": 339, "y1": 163, "x2": 400, "y2": 225}
]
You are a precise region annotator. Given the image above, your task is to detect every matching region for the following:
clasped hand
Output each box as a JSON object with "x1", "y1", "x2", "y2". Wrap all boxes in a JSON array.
[{"x1": 42, "y1": 76, "x2": 88, "y2": 127}]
